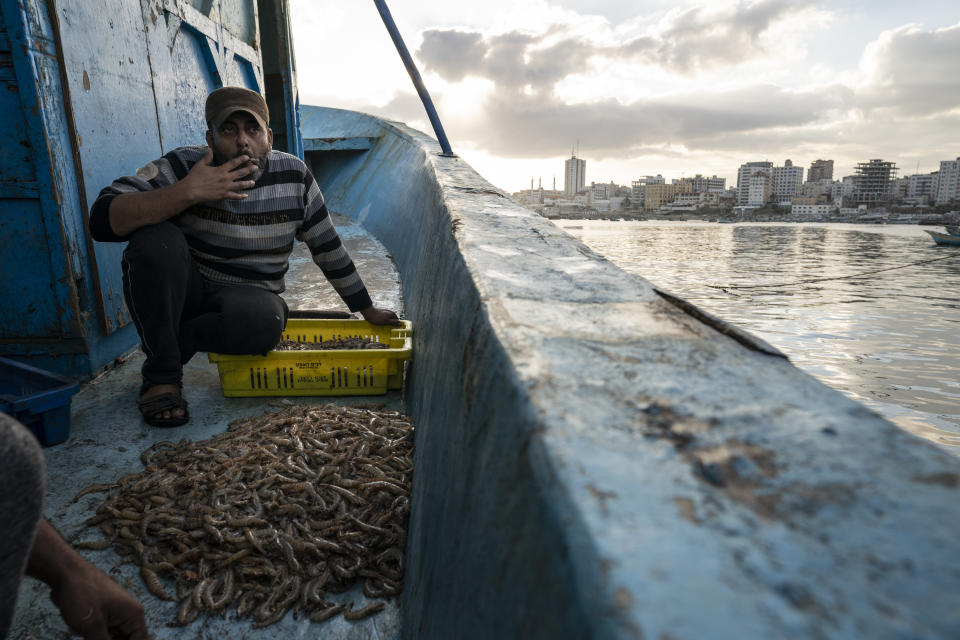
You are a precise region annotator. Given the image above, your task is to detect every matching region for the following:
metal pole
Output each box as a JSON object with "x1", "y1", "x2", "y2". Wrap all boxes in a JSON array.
[{"x1": 373, "y1": 0, "x2": 455, "y2": 157}]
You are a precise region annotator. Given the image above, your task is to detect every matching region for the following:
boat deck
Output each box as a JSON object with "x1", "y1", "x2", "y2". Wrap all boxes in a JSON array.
[{"x1": 9, "y1": 213, "x2": 405, "y2": 640}]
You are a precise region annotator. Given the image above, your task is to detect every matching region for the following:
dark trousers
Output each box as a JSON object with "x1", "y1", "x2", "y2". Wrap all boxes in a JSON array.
[{"x1": 121, "y1": 222, "x2": 288, "y2": 389}]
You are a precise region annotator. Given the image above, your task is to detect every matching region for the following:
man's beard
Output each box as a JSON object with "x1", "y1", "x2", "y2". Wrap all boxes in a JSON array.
[
  {"x1": 235, "y1": 152, "x2": 268, "y2": 185},
  {"x1": 212, "y1": 150, "x2": 268, "y2": 186}
]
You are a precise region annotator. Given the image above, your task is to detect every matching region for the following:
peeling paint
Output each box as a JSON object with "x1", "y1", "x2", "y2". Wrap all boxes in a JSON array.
[
  {"x1": 673, "y1": 497, "x2": 699, "y2": 524},
  {"x1": 586, "y1": 484, "x2": 618, "y2": 515},
  {"x1": 912, "y1": 472, "x2": 959, "y2": 488}
]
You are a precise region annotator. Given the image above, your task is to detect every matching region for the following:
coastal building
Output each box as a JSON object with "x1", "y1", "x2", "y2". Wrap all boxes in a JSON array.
[
  {"x1": 772, "y1": 159, "x2": 804, "y2": 203},
  {"x1": 746, "y1": 172, "x2": 772, "y2": 206},
  {"x1": 590, "y1": 181, "x2": 619, "y2": 201},
  {"x1": 808, "y1": 159, "x2": 834, "y2": 183},
  {"x1": 591, "y1": 197, "x2": 626, "y2": 213},
  {"x1": 892, "y1": 177, "x2": 910, "y2": 202},
  {"x1": 669, "y1": 192, "x2": 721, "y2": 208},
  {"x1": 631, "y1": 175, "x2": 665, "y2": 210},
  {"x1": 935, "y1": 158, "x2": 960, "y2": 205},
  {"x1": 907, "y1": 172, "x2": 938, "y2": 200},
  {"x1": 644, "y1": 183, "x2": 677, "y2": 211},
  {"x1": 848, "y1": 159, "x2": 898, "y2": 207},
  {"x1": 841, "y1": 176, "x2": 856, "y2": 202},
  {"x1": 674, "y1": 174, "x2": 726, "y2": 194},
  {"x1": 831, "y1": 180, "x2": 844, "y2": 204},
  {"x1": 797, "y1": 178, "x2": 834, "y2": 204},
  {"x1": 792, "y1": 203, "x2": 836, "y2": 216},
  {"x1": 564, "y1": 151, "x2": 586, "y2": 197},
  {"x1": 737, "y1": 161, "x2": 773, "y2": 205}
]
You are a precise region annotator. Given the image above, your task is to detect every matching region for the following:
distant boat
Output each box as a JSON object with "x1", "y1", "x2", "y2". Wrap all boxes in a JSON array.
[{"x1": 925, "y1": 229, "x2": 960, "y2": 246}]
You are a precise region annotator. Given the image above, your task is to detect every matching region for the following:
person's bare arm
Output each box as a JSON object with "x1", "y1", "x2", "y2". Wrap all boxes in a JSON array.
[
  {"x1": 108, "y1": 147, "x2": 258, "y2": 237},
  {"x1": 26, "y1": 519, "x2": 149, "y2": 640}
]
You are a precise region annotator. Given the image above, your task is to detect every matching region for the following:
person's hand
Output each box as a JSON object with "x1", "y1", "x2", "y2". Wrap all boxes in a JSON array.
[
  {"x1": 180, "y1": 146, "x2": 258, "y2": 202},
  {"x1": 361, "y1": 306, "x2": 401, "y2": 326},
  {"x1": 49, "y1": 559, "x2": 149, "y2": 640}
]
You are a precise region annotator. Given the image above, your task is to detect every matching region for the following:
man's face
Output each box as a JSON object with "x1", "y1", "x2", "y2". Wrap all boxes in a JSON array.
[{"x1": 206, "y1": 111, "x2": 273, "y2": 184}]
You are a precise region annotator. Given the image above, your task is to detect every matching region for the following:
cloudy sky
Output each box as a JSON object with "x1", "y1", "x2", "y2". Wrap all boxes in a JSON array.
[{"x1": 289, "y1": 1, "x2": 960, "y2": 193}]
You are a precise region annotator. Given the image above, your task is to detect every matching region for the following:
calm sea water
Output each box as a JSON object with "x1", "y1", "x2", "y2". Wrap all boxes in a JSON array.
[{"x1": 556, "y1": 221, "x2": 960, "y2": 456}]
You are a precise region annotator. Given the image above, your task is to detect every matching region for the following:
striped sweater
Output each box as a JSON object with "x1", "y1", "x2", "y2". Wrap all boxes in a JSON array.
[{"x1": 90, "y1": 146, "x2": 372, "y2": 312}]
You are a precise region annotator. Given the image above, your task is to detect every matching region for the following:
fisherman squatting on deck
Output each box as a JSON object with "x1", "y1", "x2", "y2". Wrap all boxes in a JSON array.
[{"x1": 87, "y1": 87, "x2": 399, "y2": 427}]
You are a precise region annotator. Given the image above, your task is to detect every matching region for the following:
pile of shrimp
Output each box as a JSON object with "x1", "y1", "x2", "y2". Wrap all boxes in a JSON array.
[
  {"x1": 74, "y1": 403, "x2": 413, "y2": 628},
  {"x1": 274, "y1": 337, "x2": 389, "y2": 350}
]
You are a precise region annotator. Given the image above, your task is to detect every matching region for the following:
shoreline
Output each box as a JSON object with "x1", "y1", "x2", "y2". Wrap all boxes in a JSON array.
[{"x1": 543, "y1": 213, "x2": 955, "y2": 225}]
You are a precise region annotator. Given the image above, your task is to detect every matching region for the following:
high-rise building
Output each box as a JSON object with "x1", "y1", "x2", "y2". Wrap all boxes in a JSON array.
[
  {"x1": 849, "y1": 159, "x2": 898, "y2": 207},
  {"x1": 564, "y1": 151, "x2": 586, "y2": 196},
  {"x1": 737, "y1": 161, "x2": 773, "y2": 205},
  {"x1": 772, "y1": 159, "x2": 804, "y2": 203},
  {"x1": 747, "y1": 173, "x2": 771, "y2": 206},
  {"x1": 936, "y1": 158, "x2": 960, "y2": 205},
  {"x1": 808, "y1": 159, "x2": 834, "y2": 183}
]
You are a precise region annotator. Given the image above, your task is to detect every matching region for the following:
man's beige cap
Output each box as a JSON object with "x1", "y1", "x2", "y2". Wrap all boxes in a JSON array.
[{"x1": 205, "y1": 86, "x2": 270, "y2": 131}]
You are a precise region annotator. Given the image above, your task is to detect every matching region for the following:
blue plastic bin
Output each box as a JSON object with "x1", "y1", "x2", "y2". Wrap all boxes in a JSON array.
[{"x1": 0, "y1": 357, "x2": 80, "y2": 446}]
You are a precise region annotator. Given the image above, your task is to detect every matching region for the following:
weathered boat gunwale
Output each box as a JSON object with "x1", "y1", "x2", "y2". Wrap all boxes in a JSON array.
[{"x1": 304, "y1": 106, "x2": 960, "y2": 639}]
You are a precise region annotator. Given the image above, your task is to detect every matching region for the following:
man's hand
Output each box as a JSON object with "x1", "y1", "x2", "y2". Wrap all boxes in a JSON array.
[
  {"x1": 27, "y1": 519, "x2": 149, "y2": 640},
  {"x1": 108, "y1": 147, "x2": 258, "y2": 236},
  {"x1": 179, "y1": 147, "x2": 258, "y2": 202},
  {"x1": 361, "y1": 306, "x2": 401, "y2": 326},
  {"x1": 50, "y1": 559, "x2": 149, "y2": 640}
]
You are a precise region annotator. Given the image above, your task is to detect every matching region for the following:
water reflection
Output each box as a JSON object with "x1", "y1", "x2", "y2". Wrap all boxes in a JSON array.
[{"x1": 559, "y1": 221, "x2": 960, "y2": 456}]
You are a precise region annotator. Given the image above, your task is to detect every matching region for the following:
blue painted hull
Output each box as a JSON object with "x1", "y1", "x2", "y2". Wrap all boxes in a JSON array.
[{"x1": 926, "y1": 229, "x2": 960, "y2": 246}]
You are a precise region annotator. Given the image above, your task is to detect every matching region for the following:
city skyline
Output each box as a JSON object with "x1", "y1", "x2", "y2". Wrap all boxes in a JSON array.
[
  {"x1": 290, "y1": 1, "x2": 960, "y2": 193},
  {"x1": 513, "y1": 152, "x2": 958, "y2": 216}
]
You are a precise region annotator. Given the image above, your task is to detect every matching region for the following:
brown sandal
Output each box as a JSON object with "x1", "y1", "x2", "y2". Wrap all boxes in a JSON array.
[{"x1": 138, "y1": 390, "x2": 190, "y2": 428}]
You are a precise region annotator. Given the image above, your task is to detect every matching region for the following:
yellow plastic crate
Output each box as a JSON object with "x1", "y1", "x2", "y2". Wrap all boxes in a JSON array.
[{"x1": 208, "y1": 319, "x2": 412, "y2": 397}]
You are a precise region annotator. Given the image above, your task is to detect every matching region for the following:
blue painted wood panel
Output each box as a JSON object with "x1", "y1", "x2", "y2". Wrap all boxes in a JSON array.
[
  {"x1": 55, "y1": 0, "x2": 166, "y2": 333},
  {"x1": 1, "y1": 0, "x2": 287, "y2": 378},
  {"x1": 219, "y1": 0, "x2": 257, "y2": 45},
  {"x1": 0, "y1": 21, "x2": 37, "y2": 185},
  {"x1": 150, "y1": 21, "x2": 218, "y2": 150},
  {"x1": 0, "y1": 200, "x2": 64, "y2": 338},
  {"x1": 0, "y1": 0, "x2": 77, "y2": 342}
]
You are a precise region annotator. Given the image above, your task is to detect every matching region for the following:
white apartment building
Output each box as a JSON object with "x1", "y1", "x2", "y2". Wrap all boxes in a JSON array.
[
  {"x1": 747, "y1": 173, "x2": 771, "y2": 206},
  {"x1": 935, "y1": 158, "x2": 959, "y2": 204},
  {"x1": 831, "y1": 181, "x2": 844, "y2": 203},
  {"x1": 737, "y1": 162, "x2": 773, "y2": 205},
  {"x1": 564, "y1": 153, "x2": 586, "y2": 197},
  {"x1": 907, "y1": 172, "x2": 938, "y2": 199},
  {"x1": 841, "y1": 176, "x2": 856, "y2": 202},
  {"x1": 772, "y1": 159, "x2": 804, "y2": 203}
]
